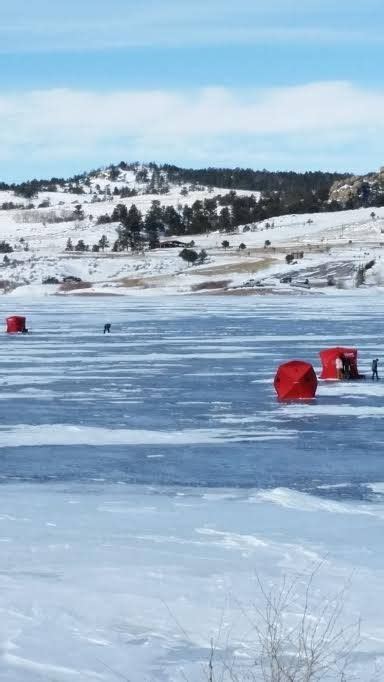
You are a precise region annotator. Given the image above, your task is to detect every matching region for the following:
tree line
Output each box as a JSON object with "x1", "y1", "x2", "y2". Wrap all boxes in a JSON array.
[
  {"x1": 6, "y1": 161, "x2": 383, "y2": 216},
  {"x1": 93, "y1": 187, "x2": 348, "y2": 253},
  {"x1": 158, "y1": 163, "x2": 347, "y2": 196},
  {"x1": 0, "y1": 161, "x2": 347, "y2": 201}
]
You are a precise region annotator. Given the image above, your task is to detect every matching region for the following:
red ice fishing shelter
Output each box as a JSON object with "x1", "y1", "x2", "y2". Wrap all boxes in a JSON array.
[
  {"x1": 319, "y1": 347, "x2": 359, "y2": 380},
  {"x1": 6, "y1": 316, "x2": 26, "y2": 333},
  {"x1": 274, "y1": 360, "x2": 318, "y2": 401}
]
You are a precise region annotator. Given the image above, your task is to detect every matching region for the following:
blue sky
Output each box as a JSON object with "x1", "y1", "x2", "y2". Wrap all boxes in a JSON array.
[{"x1": 0, "y1": 0, "x2": 383, "y2": 180}]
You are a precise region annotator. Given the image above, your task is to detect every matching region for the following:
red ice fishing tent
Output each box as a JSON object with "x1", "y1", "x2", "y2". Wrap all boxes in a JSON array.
[
  {"x1": 319, "y1": 347, "x2": 359, "y2": 380},
  {"x1": 6, "y1": 316, "x2": 26, "y2": 333},
  {"x1": 274, "y1": 360, "x2": 318, "y2": 401}
]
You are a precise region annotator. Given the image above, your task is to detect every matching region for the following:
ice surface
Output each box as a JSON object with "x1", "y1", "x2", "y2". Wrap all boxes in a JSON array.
[{"x1": 0, "y1": 294, "x2": 383, "y2": 680}]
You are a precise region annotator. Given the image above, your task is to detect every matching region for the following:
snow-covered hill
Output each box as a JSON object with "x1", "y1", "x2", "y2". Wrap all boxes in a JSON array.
[{"x1": 0, "y1": 164, "x2": 383, "y2": 297}]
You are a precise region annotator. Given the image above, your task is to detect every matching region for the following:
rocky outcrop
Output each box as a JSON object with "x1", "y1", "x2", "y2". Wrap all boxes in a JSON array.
[{"x1": 329, "y1": 168, "x2": 384, "y2": 207}]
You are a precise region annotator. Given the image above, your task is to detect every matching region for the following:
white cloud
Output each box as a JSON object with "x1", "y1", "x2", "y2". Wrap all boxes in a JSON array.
[
  {"x1": 0, "y1": 0, "x2": 382, "y2": 51},
  {"x1": 0, "y1": 82, "x2": 383, "y2": 174},
  {"x1": 1, "y1": 81, "x2": 383, "y2": 139}
]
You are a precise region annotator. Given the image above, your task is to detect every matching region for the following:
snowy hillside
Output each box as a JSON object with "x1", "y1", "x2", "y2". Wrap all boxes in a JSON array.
[{"x1": 0, "y1": 163, "x2": 383, "y2": 297}]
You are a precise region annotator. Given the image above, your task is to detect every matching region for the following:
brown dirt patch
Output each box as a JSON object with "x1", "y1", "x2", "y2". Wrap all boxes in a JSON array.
[
  {"x1": 116, "y1": 277, "x2": 147, "y2": 288},
  {"x1": 192, "y1": 258, "x2": 276, "y2": 277},
  {"x1": 191, "y1": 279, "x2": 231, "y2": 291},
  {"x1": 117, "y1": 275, "x2": 173, "y2": 288},
  {"x1": 58, "y1": 281, "x2": 92, "y2": 292}
]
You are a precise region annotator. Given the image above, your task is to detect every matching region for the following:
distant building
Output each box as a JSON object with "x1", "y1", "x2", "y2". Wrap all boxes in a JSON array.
[{"x1": 159, "y1": 240, "x2": 188, "y2": 249}]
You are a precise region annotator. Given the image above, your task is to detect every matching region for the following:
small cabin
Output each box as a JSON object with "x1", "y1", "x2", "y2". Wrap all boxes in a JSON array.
[{"x1": 159, "y1": 240, "x2": 188, "y2": 249}]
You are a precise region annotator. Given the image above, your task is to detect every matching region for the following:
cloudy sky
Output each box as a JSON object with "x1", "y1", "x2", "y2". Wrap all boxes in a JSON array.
[{"x1": 1, "y1": 0, "x2": 383, "y2": 180}]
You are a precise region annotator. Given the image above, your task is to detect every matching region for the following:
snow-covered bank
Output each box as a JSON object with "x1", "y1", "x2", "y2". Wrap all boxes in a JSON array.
[{"x1": 0, "y1": 165, "x2": 383, "y2": 297}]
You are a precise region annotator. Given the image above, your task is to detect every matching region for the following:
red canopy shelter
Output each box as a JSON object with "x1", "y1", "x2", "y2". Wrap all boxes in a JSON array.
[
  {"x1": 274, "y1": 360, "x2": 318, "y2": 401},
  {"x1": 319, "y1": 347, "x2": 359, "y2": 380},
  {"x1": 6, "y1": 316, "x2": 26, "y2": 333}
]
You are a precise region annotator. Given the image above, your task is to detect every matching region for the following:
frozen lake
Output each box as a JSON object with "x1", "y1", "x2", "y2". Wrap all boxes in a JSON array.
[{"x1": 1, "y1": 294, "x2": 384, "y2": 680}]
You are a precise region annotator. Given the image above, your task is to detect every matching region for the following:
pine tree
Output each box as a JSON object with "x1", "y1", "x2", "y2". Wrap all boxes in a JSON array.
[
  {"x1": 203, "y1": 198, "x2": 218, "y2": 226},
  {"x1": 144, "y1": 200, "x2": 163, "y2": 249},
  {"x1": 108, "y1": 166, "x2": 120, "y2": 181},
  {"x1": 65, "y1": 238, "x2": 73, "y2": 252},
  {"x1": 179, "y1": 248, "x2": 199, "y2": 266},
  {"x1": 98, "y1": 234, "x2": 109, "y2": 251},
  {"x1": 189, "y1": 200, "x2": 211, "y2": 234},
  {"x1": 135, "y1": 168, "x2": 148, "y2": 184},
  {"x1": 148, "y1": 169, "x2": 161, "y2": 194},
  {"x1": 182, "y1": 205, "x2": 193, "y2": 232},
  {"x1": 232, "y1": 199, "x2": 252, "y2": 227},
  {"x1": 75, "y1": 239, "x2": 88, "y2": 252},
  {"x1": 118, "y1": 204, "x2": 143, "y2": 252},
  {"x1": 111, "y1": 204, "x2": 128, "y2": 223},
  {"x1": 115, "y1": 225, "x2": 128, "y2": 251},
  {"x1": 73, "y1": 204, "x2": 84, "y2": 220},
  {"x1": 163, "y1": 206, "x2": 184, "y2": 235},
  {"x1": 218, "y1": 207, "x2": 232, "y2": 233},
  {"x1": 114, "y1": 205, "x2": 132, "y2": 251}
]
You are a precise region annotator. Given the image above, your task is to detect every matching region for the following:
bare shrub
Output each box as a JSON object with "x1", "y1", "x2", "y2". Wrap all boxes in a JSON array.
[
  {"x1": 15, "y1": 209, "x2": 79, "y2": 224},
  {"x1": 205, "y1": 567, "x2": 360, "y2": 682},
  {"x1": 0, "y1": 279, "x2": 16, "y2": 293}
]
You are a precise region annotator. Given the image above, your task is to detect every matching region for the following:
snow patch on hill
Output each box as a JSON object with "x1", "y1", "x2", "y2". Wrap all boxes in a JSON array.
[{"x1": 0, "y1": 165, "x2": 383, "y2": 297}]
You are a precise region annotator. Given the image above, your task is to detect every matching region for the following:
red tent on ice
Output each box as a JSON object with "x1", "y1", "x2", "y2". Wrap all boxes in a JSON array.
[
  {"x1": 274, "y1": 360, "x2": 318, "y2": 401},
  {"x1": 6, "y1": 316, "x2": 26, "y2": 333},
  {"x1": 319, "y1": 347, "x2": 359, "y2": 380}
]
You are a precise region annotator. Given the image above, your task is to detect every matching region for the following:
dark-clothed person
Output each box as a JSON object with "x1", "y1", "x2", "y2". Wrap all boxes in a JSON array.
[
  {"x1": 372, "y1": 358, "x2": 379, "y2": 381},
  {"x1": 343, "y1": 356, "x2": 351, "y2": 380}
]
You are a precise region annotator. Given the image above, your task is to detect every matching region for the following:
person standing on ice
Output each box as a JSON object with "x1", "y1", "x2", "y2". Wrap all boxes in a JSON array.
[
  {"x1": 342, "y1": 355, "x2": 350, "y2": 380},
  {"x1": 103, "y1": 323, "x2": 111, "y2": 334},
  {"x1": 335, "y1": 356, "x2": 343, "y2": 380},
  {"x1": 372, "y1": 358, "x2": 379, "y2": 381}
]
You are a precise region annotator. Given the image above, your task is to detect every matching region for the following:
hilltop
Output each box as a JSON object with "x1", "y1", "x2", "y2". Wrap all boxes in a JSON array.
[
  {"x1": 329, "y1": 167, "x2": 384, "y2": 208},
  {"x1": 0, "y1": 161, "x2": 383, "y2": 297}
]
